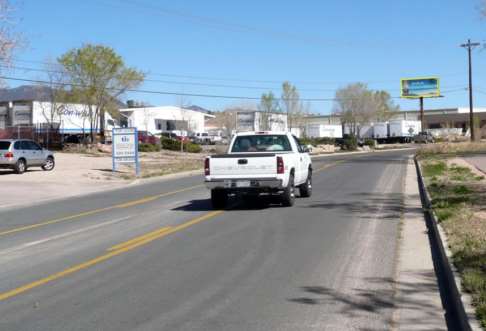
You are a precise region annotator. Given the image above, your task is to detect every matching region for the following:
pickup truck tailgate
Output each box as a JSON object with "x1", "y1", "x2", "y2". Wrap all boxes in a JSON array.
[{"x1": 210, "y1": 153, "x2": 277, "y2": 177}]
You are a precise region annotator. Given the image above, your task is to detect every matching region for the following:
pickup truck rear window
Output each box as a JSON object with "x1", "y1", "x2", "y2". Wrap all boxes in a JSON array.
[
  {"x1": 0, "y1": 141, "x2": 11, "y2": 150},
  {"x1": 231, "y1": 135, "x2": 292, "y2": 153}
]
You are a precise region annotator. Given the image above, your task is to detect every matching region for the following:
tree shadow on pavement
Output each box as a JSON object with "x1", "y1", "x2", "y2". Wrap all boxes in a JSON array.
[
  {"x1": 287, "y1": 271, "x2": 448, "y2": 330},
  {"x1": 302, "y1": 192, "x2": 408, "y2": 221}
]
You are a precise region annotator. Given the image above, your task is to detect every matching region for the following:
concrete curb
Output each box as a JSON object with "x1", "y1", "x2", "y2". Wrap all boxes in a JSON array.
[
  {"x1": 310, "y1": 147, "x2": 416, "y2": 159},
  {"x1": 414, "y1": 157, "x2": 482, "y2": 331}
]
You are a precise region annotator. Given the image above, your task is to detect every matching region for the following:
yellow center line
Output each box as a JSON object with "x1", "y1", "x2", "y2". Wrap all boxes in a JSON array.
[
  {"x1": 314, "y1": 160, "x2": 345, "y2": 173},
  {"x1": 0, "y1": 210, "x2": 224, "y2": 302},
  {"x1": 0, "y1": 184, "x2": 203, "y2": 237},
  {"x1": 107, "y1": 227, "x2": 172, "y2": 252}
]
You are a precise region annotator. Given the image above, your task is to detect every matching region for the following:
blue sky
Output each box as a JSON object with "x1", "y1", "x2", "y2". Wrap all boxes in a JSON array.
[{"x1": 8, "y1": 0, "x2": 486, "y2": 113}]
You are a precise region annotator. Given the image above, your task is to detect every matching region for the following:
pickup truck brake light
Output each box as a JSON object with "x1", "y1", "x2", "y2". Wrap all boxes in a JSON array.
[
  {"x1": 277, "y1": 156, "x2": 284, "y2": 174},
  {"x1": 4, "y1": 152, "x2": 13, "y2": 158},
  {"x1": 204, "y1": 158, "x2": 210, "y2": 176}
]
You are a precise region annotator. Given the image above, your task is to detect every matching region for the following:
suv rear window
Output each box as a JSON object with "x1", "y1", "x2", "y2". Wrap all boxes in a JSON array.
[
  {"x1": 231, "y1": 135, "x2": 292, "y2": 153},
  {"x1": 0, "y1": 141, "x2": 11, "y2": 150}
]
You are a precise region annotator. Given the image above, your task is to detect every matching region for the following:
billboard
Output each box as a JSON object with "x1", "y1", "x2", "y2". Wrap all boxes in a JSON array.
[{"x1": 400, "y1": 77, "x2": 440, "y2": 98}]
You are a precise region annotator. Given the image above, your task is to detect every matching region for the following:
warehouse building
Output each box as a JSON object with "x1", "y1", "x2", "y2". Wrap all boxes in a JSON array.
[
  {"x1": 118, "y1": 104, "x2": 214, "y2": 135},
  {"x1": 303, "y1": 107, "x2": 486, "y2": 135}
]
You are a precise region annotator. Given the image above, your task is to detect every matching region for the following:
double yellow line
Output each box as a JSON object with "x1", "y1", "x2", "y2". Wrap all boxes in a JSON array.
[
  {"x1": 0, "y1": 210, "x2": 223, "y2": 301},
  {"x1": 0, "y1": 184, "x2": 203, "y2": 237}
]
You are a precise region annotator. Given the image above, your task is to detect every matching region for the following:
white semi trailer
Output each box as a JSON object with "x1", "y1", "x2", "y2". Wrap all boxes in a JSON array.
[
  {"x1": 306, "y1": 124, "x2": 343, "y2": 138},
  {"x1": 389, "y1": 120, "x2": 421, "y2": 143},
  {"x1": 372, "y1": 122, "x2": 389, "y2": 142}
]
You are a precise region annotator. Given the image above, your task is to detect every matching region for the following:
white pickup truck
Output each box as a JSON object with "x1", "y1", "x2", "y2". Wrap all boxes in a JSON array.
[{"x1": 204, "y1": 131, "x2": 312, "y2": 208}]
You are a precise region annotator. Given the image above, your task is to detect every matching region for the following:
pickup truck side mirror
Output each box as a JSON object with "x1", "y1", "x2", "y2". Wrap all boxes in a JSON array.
[{"x1": 301, "y1": 145, "x2": 310, "y2": 153}]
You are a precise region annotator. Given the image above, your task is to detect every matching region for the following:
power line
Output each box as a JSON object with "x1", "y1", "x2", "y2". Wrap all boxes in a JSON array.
[
  {"x1": 0, "y1": 75, "x2": 467, "y2": 103},
  {"x1": 0, "y1": 64, "x2": 338, "y2": 92},
  {"x1": 2, "y1": 62, "x2": 468, "y2": 95}
]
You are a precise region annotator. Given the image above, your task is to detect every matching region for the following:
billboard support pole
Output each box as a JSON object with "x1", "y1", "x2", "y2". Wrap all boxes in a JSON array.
[{"x1": 419, "y1": 97, "x2": 424, "y2": 131}]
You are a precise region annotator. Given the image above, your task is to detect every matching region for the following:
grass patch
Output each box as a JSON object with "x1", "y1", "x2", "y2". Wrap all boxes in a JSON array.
[
  {"x1": 422, "y1": 161, "x2": 447, "y2": 177},
  {"x1": 420, "y1": 148, "x2": 486, "y2": 327}
]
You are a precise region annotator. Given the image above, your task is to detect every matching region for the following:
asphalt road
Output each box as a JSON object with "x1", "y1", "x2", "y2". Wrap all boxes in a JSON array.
[{"x1": 0, "y1": 150, "x2": 413, "y2": 331}]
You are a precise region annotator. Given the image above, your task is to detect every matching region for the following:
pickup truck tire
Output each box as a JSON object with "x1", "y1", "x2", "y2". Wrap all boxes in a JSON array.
[
  {"x1": 211, "y1": 189, "x2": 227, "y2": 209},
  {"x1": 299, "y1": 170, "x2": 312, "y2": 198},
  {"x1": 281, "y1": 174, "x2": 295, "y2": 207}
]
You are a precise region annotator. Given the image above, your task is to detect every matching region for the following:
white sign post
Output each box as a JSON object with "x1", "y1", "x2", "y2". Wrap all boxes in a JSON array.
[{"x1": 112, "y1": 127, "x2": 139, "y2": 176}]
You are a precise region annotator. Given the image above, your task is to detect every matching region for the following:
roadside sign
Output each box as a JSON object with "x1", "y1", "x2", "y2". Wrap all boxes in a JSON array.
[
  {"x1": 112, "y1": 127, "x2": 139, "y2": 176},
  {"x1": 400, "y1": 77, "x2": 440, "y2": 99}
]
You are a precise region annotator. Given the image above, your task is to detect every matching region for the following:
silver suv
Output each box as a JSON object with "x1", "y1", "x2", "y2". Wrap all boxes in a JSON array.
[{"x1": 0, "y1": 139, "x2": 55, "y2": 174}]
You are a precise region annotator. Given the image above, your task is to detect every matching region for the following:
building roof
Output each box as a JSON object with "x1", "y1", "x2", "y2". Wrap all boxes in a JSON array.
[{"x1": 186, "y1": 105, "x2": 213, "y2": 114}]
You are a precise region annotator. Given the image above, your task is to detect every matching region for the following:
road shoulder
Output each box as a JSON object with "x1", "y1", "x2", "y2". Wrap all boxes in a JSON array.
[{"x1": 393, "y1": 158, "x2": 447, "y2": 330}]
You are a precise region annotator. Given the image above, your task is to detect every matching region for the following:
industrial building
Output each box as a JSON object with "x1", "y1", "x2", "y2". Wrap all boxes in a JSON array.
[
  {"x1": 302, "y1": 107, "x2": 486, "y2": 137},
  {"x1": 118, "y1": 105, "x2": 214, "y2": 135}
]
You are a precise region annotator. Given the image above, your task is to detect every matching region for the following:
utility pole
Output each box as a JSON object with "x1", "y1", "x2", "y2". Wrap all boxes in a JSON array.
[{"x1": 460, "y1": 39, "x2": 480, "y2": 141}]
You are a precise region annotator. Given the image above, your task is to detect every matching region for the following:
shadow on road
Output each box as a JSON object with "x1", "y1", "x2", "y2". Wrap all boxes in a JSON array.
[
  {"x1": 302, "y1": 192, "x2": 408, "y2": 220},
  {"x1": 0, "y1": 169, "x2": 42, "y2": 176},
  {"x1": 288, "y1": 272, "x2": 446, "y2": 329},
  {"x1": 172, "y1": 197, "x2": 282, "y2": 212}
]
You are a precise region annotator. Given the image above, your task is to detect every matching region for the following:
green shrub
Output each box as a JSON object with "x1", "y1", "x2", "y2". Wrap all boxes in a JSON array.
[
  {"x1": 160, "y1": 137, "x2": 202, "y2": 153},
  {"x1": 300, "y1": 137, "x2": 336, "y2": 146},
  {"x1": 363, "y1": 138, "x2": 376, "y2": 148},
  {"x1": 185, "y1": 142, "x2": 202, "y2": 153},
  {"x1": 161, "y1": 137, "x2": 181, "y2": 151},
  {"x1": 342, "y1": 135, "x2": 358, "y2": 151},
  {"x1": 138, "y1": 143, "x2": 161, "y2": 152}
]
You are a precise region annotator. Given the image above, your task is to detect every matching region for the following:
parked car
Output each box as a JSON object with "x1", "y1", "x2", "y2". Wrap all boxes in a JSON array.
[
  {"x1": 138, "y1": 131, "x2": 159, "y2": 145},
  {"x1": 192, "y1": 132, "x2": 211, "y2": 145},
  {"x1": 159, "y1": 132, "x2": 179, "y2": 140},
  {"x1": 413, "y1": 131, "x2": 435, "y2": 144},
  {"x1": 0, "y1": 139, "x2": 55, "y2": 174},
  {"x1": 204, "y1": 131, "x2": 312, "y2": 208}
]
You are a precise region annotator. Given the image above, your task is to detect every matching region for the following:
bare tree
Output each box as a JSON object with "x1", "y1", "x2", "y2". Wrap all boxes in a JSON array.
[
  {"x1": 259, "y1": 91, "x2": 279, "y2": 130},
  {"x1": 176, "y1": 95, "x2": 191, "y2": 152},
  {"x1": 36, "y1": 60, "x2": 69, "y2": 126},
  {"x1": 281, "y1": 81, "x2": 309, "y2": 133},
  {"x1": 334, "y1": 83, "x2": 399, "y2": 137},
  {"x1": 0, "y1": 0, "x2": 22, "y2": 72},
  {"x1": 215, "y1": 108, "x2": 238, "y2": 137}
]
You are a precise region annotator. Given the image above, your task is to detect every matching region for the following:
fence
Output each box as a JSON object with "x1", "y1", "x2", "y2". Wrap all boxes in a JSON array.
[{"x1": 0, "y1": 125, "x2": 63, "y2": 150}]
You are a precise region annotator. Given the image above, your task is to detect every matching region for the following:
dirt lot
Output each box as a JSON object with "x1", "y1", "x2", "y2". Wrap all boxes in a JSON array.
[{"x1": 0, "y1": 151, "x2": 204, "y2": 209}]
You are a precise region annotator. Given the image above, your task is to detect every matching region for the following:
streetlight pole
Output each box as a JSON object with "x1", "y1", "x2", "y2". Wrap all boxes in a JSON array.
[{"x1": 460, "y1": 39, "x2": 480, "y2": 141}]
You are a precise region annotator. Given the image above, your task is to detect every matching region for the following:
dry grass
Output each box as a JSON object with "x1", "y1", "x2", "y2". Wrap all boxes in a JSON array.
[
  {"x1": 420, "y1": 148, "x2": 486, "y2": 327},
  {"x1": 117, "y1": 150, "x2": 204, "y2": 179},
  {"x1": 417, "y1": 142, "x2": 486, "y2": 159}
]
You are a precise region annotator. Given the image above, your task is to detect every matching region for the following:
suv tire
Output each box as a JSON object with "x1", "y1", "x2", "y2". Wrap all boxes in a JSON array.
[
  {"x1": 15, "y1": 159, "x2": 26, "y2": 174},
  {"x1": 42, "y1": 156, "x2": 55, "y2": 171}
]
